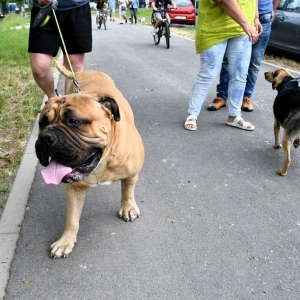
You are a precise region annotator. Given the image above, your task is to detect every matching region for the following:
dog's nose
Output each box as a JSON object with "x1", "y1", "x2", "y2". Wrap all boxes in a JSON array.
[{"x1": 39, "y1": 130, "x2": 56, "y2": 145}]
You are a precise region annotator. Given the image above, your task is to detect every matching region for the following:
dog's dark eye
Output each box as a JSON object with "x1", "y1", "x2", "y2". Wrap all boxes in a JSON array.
[{"x1": 69, "y1": 119, "x2": 80, "y2": 125}]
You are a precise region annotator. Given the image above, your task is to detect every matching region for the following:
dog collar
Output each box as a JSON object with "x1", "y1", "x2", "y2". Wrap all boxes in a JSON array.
[{"x1": 290, "y1": 78, "x2": 300, "y2": 83}]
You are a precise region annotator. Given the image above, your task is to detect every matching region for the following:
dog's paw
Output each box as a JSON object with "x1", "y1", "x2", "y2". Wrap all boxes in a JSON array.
[
  {"x1": 274, "y1": 143, "x2": 282, "y2": 149},
  {"x1": 118, "y1": 204, "x2": 140, "y2": 222},
  {"x1": 293, "y1": 137, "x2": 300, "y2": 148},
  {"x1": 277, "y1": 169, "x2": 287, "y2": 176},
  {"x1": 50, "y1": 237, "x2": 76, "y2": 259}
]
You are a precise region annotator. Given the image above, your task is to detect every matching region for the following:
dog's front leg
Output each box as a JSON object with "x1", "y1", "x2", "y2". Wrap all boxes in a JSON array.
[
  {"x1": 274, "y1": 119, "x2": 282, "y2": 148},
  {"x1": 50, "y1": 184, "x2": 87, "y2": 258},
  {"x1": 119, "y1": 175, "x2": 140, "y2": 222},
  {"x1": 278, "y1": 134, "x2": 291, "y2": 176}
]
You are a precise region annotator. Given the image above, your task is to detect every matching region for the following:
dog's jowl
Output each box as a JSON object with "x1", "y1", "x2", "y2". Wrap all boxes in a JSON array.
[
  {"x1": 264, "y1": 68, "x2": 300, "y2": 176},
  {"x1": 35, "y1": 61, "x2": 144, "y2": 258}
]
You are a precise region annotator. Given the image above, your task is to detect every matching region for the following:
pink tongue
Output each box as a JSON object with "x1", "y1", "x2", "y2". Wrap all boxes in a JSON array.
[{"x1": 41, "y1": 160, "x2": 72, "y2": 185}]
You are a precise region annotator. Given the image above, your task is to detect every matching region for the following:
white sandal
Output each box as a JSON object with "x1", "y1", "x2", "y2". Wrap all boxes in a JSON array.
[
  {"x1": 226, "y1": 116, "x2": 254, "y2": 131},
  {"x1": 184, "y1": 115, "x2": 197, "y2": 131}
]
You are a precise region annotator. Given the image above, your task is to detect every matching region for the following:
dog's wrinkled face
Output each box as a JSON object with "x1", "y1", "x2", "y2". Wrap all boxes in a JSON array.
[
  {"x1": 35, "y1": 94, "x2": 120, "y2": 184},
  {"x1": 264, "y1": 68, "x2": 293, "y2": 90}
]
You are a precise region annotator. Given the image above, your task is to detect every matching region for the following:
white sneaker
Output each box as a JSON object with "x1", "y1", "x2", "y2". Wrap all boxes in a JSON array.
[
  {"x1": 152, "y1": 28, "x2": 158, "y2": 35},
  {"x1": 97, "y1": 24, "x2": 100, "y2": 28}
]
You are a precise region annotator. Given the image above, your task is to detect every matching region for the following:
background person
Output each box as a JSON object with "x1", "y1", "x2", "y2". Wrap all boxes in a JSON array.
[
  {"x1": 129, "y1": 0, "x2": 139, "y2": 24},
  {"x1": 28, "y1": 0, "x2": 92, "y2": 98},
  {"x1": 21, "y1": 4, "x2": 25, "y2": 16},
  {"x1": 108, "y1": 0, "x2": 116, "y2": 21},
  {"x1": 207, "y1": 0, "x2": 281, "y2": 112},
  {"x1": 118, "y1": 0, "x2": 128, "y2": 24},
  {"x1": 151, "y1": 0, "x2": 176, "y2": 35},
  {"x1": 184, "y1": 0, "x2": 260, "y2": 131},
  {"x1": 95, "y1": 0, "x2": 108, "y2": 28}
]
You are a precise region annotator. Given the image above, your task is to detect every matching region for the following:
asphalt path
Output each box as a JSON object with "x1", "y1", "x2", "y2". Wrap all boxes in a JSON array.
[{"x1": 1, "y1": 15, "x2": 300, "y2": 299}]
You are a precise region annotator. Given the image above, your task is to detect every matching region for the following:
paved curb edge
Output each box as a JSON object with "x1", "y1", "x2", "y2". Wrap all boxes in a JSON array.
[{"x1": 0, "y1": 54, "x2": 62, "y2": 299}]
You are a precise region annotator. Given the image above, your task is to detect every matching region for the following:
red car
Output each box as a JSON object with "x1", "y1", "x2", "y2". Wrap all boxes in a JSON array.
[{"x1": 167, "y1": 0, "x2": 196, "y2": 26}]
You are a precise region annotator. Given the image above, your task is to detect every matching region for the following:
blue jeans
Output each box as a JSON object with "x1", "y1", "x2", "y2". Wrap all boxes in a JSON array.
[
  {"x1": 188, "y1": 35, "x2": 252, "y2": 118},
  {"x1": 216, "y1": 13, "x2": 272, "y2": 101}
]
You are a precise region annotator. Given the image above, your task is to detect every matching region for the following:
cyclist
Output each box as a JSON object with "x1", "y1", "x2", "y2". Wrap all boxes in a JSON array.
[
  {"x1": 95, "y1": 0, "x2": 108, "y2": 28},
  {"x1": 151, "y1": 0, "x2": 176, "y2": 35}
]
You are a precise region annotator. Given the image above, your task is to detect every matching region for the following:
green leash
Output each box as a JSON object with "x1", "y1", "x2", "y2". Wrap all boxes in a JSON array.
[{"x1": 51, "y1": 7, "x2": 82, "y2": 93}]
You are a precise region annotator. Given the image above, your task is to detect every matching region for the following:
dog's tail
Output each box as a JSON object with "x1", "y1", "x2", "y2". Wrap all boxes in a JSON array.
[{"x1": 55, "y1": 60, "x2": 80, "y2": 79}]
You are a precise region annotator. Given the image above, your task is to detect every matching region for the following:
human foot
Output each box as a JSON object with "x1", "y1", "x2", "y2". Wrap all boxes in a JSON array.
[
  {"x1": 207, "y1": 97, "x2": 226, "y2": 111},
  {"x1": 226, "y1": 116, "x2": 254, "y2": 131},
  {"x1": 184, "y1": 115, "x2": 197, "y2": 131}
]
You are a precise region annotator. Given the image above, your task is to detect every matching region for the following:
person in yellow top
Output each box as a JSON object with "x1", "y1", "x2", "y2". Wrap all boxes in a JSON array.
[{"x1": 184, "y1": 0, "x2": 261, "y2": 131}]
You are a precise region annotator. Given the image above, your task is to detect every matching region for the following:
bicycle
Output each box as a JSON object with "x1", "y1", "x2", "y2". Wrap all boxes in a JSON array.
[
  {"x1": 97, "y1": 8, "x2": 107, "y2": 30},
  {"x1": 151, "y1": 7, "x2": 174, "y2": 49}
]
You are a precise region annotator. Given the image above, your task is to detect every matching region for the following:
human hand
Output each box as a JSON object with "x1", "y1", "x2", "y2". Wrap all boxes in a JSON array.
[
  {"x1": 271, "y1": 9, "x2": 275, "y2": 21},
  {"x1": 38, "y1": 0, "x2": 52, "y2": 7},
  {"x1": 254, "y1": 18, "x2": 263, "y2": 36},
  {"x1": 242, "y1": 24, "x2": 259, "y2": 44},
  {"x1": 249, "y1": 29, "x2": 259, "y2": 44}
]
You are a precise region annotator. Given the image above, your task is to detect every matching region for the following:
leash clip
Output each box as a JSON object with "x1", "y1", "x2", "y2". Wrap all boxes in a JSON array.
[{"x1": 73, "y1": 77, "x2": 82, "y2": 94}]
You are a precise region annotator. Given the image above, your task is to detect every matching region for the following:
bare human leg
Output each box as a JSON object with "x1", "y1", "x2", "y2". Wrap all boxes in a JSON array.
[
  {"x1": 30, "y1": 53, "x2": 57, "y2": 98},
  {"x1": 63, "y1": 53, "x2": 84, "y2": 94}
]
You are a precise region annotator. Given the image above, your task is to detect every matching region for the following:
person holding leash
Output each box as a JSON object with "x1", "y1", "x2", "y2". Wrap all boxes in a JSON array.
[{"x1": 28, "y1": 0, "x2": 92, "y2": 98}]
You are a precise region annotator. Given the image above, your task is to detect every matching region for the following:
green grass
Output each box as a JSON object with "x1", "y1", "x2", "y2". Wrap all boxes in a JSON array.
[
  {"x1": 112, "y1": 8, "x2": 154, "y2": 23},
  {"x1": 0, "y1": 14, "x2": 44, "y2": 217},
  {"x1": 0, "y1": 13, "x2": 30, "y2": 29},
  {"x1": 135, "y1": 8, "x2": 154, "y2": 23}
]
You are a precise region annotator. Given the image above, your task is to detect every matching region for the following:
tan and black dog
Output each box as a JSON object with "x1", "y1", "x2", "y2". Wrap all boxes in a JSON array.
[
  {"x1": 35, "y1": 61, "x2": 144, "y2": 258},
  {"x1": 264, "y1": 68, "x2": 300, "y2": 176}
]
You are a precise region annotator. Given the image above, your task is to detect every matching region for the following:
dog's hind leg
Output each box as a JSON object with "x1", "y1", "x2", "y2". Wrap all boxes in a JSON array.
[
  {"x1": 274, "y1": 119, "x2": 282, "y2": 148},
  {"x1": 278, "y1": 133, "x2": 292, "y2": 176},
  {"x1": 293, "y1": 136, "x2": 300, "y2": 148},
  {"x1": 119, "y1": 174, "x2": 140, "y2": 222}
]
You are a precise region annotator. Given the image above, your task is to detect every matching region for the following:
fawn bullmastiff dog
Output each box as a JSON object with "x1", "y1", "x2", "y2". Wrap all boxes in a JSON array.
[{"x1": 35, "y1": 61, "x2": 144, "y2": 258}]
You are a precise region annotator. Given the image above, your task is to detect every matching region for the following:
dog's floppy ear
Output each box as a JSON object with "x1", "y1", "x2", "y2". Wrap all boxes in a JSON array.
[
  {"x1": 98, "y1": 97, "x2": 121, "y2": 122},
  {"x1": 272, "y1": 69, "x2": 283, "y2": 90}
]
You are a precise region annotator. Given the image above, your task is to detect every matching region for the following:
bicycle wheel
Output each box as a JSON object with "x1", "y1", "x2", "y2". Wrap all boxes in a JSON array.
[
  {"x1": 164, "y1": 22, "x2": 170, "y2": 49},
  {"x1": 153, "y1": 28, "x2": 160, "y2": 45},
  {"x1": 99, "y1": 19, "x2": 102, "y2": 29}
]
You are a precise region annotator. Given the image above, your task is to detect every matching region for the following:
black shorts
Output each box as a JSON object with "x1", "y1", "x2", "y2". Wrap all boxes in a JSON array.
[{"x1": 28, "y1": 3, "x2": 92, "y2": 56}]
